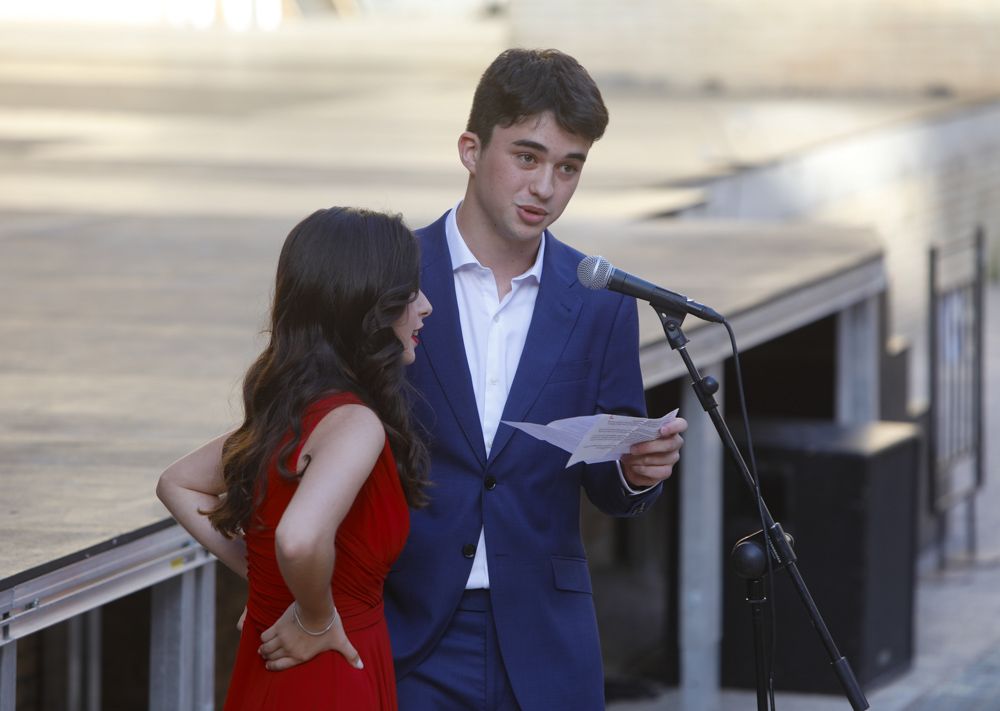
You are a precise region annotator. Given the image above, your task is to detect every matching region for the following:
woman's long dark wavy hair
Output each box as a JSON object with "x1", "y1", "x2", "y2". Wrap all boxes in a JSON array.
[{"x1": 208, "y1": 207, "x2": 429, "y2": 537}]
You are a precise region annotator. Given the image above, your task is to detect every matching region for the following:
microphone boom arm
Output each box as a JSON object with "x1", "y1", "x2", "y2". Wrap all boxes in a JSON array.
[{"x1": 653, "y1": 303, "x2": 870, "y2": 711}]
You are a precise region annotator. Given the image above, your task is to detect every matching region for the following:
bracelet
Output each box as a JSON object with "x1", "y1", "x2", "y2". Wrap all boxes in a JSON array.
[{"x1": 292, "y1": 602, "x2": 336, "y2": 637}]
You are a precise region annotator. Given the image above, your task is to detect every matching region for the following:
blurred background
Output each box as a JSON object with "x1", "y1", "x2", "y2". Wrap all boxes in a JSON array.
[{"x1": 0, "y1": 1, "x2": 996, "y2": 709}]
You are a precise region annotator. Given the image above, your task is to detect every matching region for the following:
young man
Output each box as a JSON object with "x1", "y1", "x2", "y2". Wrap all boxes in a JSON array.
[{"x1": 385, "y1": 48, "x2": 688, "y2": 711}]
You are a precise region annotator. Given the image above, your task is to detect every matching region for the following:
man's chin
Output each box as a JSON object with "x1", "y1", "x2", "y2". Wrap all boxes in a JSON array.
[{"x1": 513, "y1": 221, "x2": 548, "y2": 242}]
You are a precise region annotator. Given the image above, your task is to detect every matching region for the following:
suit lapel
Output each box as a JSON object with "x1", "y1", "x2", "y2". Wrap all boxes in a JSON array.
[
  {"x1": 415, "y1": 217, "x2": 488, "y2": 467},
  {"x1": 489, "y1": 234, "x2": 582, "y2": 464}
]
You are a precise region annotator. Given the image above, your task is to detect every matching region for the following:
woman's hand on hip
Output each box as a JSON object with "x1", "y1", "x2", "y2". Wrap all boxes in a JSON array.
[{"x1": 257, "y1": 602, "x2": 363, "y2": 672}]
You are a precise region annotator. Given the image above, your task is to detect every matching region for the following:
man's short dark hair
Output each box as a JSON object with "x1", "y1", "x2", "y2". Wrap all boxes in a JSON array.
[{"x1": 466, "y1": 48, "x2": 609, "y2": 146}]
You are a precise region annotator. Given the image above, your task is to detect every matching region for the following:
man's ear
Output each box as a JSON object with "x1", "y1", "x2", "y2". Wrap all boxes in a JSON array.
[{"x1": 458, "y1": 131, "x2": 481, "y2": 174}]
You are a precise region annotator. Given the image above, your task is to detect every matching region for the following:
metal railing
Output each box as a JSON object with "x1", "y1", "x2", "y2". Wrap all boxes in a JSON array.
[
  {"x1": 928, "y1": 227, "x2": 987, "y2": 568},
  {"x1": 1, "y1": 525, "x2": 216, "y2": 711}
]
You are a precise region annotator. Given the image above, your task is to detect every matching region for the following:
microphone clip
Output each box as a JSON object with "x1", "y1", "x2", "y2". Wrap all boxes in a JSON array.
[{"x1": 652, "y1": 304, "x2": 690, "y2": 349}]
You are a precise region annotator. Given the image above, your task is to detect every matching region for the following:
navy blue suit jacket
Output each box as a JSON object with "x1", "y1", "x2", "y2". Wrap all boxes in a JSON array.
[{"x1": 385, "y1": 212, "x2": 663, "y2": 710}]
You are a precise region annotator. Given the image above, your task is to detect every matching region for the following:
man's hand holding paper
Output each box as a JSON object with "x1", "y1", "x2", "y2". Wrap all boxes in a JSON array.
[
  {"x1": 619, "y1": 414, "x2": 688, "y2": 489},
  {"x1": 503, "y1": 410, "x2": 688, "y2": 487}
]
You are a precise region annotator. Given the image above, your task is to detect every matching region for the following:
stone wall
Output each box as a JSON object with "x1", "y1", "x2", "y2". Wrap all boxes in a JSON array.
[
  {"x1": 682, "y1": 99, "x2": 1000, "y2": 408},
  {"x1": 509, "y1": 0, "x2": 1000, "y2": 95}
]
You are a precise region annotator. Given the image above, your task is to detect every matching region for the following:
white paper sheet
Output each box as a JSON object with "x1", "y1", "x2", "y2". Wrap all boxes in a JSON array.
[{"x1": 502, "y1": 410, "x2": 678, "y2": 467}]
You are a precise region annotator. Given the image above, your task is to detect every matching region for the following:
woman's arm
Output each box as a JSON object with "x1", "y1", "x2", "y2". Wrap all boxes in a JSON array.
[
  {"x1": 156, "y1": 433, "x2": 248, "y2": 579},
  {"x1": 258, "y1": 403, "x2": 385, "y2": 671}
]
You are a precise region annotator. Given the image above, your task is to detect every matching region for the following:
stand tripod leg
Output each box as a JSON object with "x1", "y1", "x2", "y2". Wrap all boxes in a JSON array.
[{"x1": 746, "y1": 577, "x2": 770, "y2": 711}]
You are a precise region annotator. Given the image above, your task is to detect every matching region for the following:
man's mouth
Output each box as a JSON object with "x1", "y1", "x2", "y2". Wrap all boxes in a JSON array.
[{"x1": 517, "y1": 204, "x2": 548, "y2": 224}]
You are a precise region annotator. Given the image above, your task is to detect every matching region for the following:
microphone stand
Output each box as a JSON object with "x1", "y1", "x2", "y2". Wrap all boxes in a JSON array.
[{"x1": 653, "y1": 304, "x2": 869, "y2": 711}]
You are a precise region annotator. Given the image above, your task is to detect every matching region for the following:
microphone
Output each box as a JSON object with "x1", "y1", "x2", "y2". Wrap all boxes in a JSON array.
[{"x1": 577, "y1": 255, "x2": 725, "y2": 324}]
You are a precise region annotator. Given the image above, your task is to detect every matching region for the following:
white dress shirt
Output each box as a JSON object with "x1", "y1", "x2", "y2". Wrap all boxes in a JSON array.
[{"x1": 446, "y1": 206, "x2": 544, "y2": 589}]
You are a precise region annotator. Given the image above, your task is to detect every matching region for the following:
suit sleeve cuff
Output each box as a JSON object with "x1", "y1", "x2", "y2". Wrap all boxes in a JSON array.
[{"x1": 617, "y1": 460, "x2": 655, "y2": 496}]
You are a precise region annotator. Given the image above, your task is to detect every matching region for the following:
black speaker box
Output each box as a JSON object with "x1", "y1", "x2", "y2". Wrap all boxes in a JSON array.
[{"x1": 721, "y1": 419, "x2": 921, "y2": 694}]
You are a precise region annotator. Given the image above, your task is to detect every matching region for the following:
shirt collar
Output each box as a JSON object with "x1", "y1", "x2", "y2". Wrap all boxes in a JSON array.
[{"x1": 444, "y1": 203, "x2": 545, "y2": 283}]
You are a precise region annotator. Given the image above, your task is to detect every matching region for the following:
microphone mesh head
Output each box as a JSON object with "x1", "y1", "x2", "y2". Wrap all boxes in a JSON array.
[{"x1": 577, "y1": 255, "x2": 613, "y2": 290}]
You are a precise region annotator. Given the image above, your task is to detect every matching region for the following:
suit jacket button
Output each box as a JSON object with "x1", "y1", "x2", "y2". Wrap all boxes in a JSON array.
[
  {"x1": 462, "y1": 544, "x2": 476, "y2": 559},
  {"x1": 484, "y1": 475, "x2": 497, "y2": 490}
]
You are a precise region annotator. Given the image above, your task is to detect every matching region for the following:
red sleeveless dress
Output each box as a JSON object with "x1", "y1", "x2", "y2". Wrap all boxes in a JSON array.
[{"x1": 223, "y1": 392, "x2": 409, "y2": 710}]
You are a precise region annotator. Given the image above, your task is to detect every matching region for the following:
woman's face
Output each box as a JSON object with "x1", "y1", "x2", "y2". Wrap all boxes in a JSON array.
[{"x1": 393, "y1": 289, "x2": 432, "y2": 365}]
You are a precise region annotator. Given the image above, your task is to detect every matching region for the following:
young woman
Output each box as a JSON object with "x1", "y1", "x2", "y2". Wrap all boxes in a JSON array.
[{"x1": 156, "y1": 206, "x2": 431, "y2": 710}]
